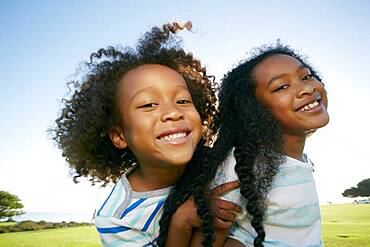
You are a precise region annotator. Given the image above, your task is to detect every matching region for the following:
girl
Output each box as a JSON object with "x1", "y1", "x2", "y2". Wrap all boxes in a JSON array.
[
  {"x1": 158, "y1": 43, "x2": 329, "y2": 247},
  {"x1": 222, "y1": 44, "x2": 329, "y2": 247},
  {"x1": 51, "y1": 22, "x2": 240, "y2": 247}
]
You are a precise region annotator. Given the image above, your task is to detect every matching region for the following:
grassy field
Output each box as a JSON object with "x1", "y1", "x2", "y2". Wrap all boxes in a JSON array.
[
  {"x1": 321, "y1": 204, "x2": 370, "y2": 247},
  {"x1": 0, "y1": 225, "x2": 100, "y2": 247},
  {"x1": 0, "y1": 204, "x2": 369, "y2": 246}
]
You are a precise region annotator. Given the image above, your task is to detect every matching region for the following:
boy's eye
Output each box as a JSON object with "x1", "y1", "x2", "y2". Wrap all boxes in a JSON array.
[
  {"x1": 273, "y1": 84, "x2": 289, "y2": 92},
  {"x1": 177, "y1": 99, "x2": 192, "y2": 104},
  {"x1": 138, "y1": 103, "x2": 157, "y2": 108}
]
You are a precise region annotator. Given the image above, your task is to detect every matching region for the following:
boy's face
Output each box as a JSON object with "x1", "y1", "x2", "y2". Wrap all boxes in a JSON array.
[
  {"x1": 254, "y1": 54, "x2": 329, "y2": 136},
  {"x1": 112, "y1": 64, "x2": 202, "y2": 168}
]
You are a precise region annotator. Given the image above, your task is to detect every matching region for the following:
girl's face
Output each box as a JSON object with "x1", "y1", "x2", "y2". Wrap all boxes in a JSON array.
[
  {"x1": 254, "y1": 54, "x2": 329, "y2": 136},
  {"x1": 111, "y1": 64, "x2": 202, "y2": 169}
]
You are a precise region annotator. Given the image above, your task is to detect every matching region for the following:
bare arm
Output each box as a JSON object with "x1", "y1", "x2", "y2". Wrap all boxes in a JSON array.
[
  {"x1": 166, "y1": 197, "x2": 234, "y2": 246},
  {"x1": 189, "y1": 227, "x2": 230, "y2": 247},
  {"x1": 166, "y1": 196, "x2": 201, "y2": 247},
  {"x1": 168, "y1": 180, "x2": 241, "y2": 247},
  {"x1": 192, "y1": 181, "x2": 242, "y2": 246},
  {"x1": 223, "y1": 238, "x2": 245, "y2": 247}
]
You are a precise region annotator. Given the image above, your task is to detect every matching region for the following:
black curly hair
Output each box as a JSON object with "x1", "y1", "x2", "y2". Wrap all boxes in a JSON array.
[
  {"x1": 227, "y1": 44, "x2": 324, "y2": 246},
  {"x1": 51, "y1": 22, "x2": 218, "y2": 187},
  {"x1": 158, "y1": 43, "x2": 323, "y2": 246}
]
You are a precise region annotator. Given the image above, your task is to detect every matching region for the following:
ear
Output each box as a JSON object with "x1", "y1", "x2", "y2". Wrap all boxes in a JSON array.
[{"x1": 109, "y1": 126, "x2": 128, "y2": 149}]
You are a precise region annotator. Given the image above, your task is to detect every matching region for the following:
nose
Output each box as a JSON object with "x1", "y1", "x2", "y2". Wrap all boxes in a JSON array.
[
  {"x1": 160, "y1": 104, "x2": 184, "y2": 122},
  {"x1": 296, "y1": 81, "x2": 315, "y2": 98}
]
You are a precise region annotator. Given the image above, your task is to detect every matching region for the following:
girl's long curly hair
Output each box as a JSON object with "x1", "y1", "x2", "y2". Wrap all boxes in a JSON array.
[
  {"x1": 50, "y1": 22, "x2": 217, "y2": 186},
  {"x1": 158, "y1": 43, "x2": 322, "y2": 246},
  {"x1": 225, "y1": 44, "x2": 322, "y2": 246}
]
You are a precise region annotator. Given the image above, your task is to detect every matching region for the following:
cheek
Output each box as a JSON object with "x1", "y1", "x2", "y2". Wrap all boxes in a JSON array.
[
  {"x1": 133, "y1": 118, "x2": 153, "y2": 135},
  {"x1": 189, "y1": 111, "x2": 202, "y2": 138},
  {"x1": 266, "y1": 102, "x2": 292, "y2": 126},
  {"x1": 322, "y1": 90, "x2": 329, "y2": 109},
  {"x1": 122, "y1": 116, "x2": 152, "y2": 142}
]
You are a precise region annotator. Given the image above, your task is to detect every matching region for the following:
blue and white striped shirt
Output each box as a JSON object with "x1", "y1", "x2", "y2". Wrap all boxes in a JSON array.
[
  {"x1": 214, "y1": 153, "x2": 324, "y2": 247},
  {"x1": 95, "y1": 168, "x2": 171, "y2": 247}
]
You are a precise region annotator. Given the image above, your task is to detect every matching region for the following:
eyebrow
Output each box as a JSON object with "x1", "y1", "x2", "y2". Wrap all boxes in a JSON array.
[
  {"x1": 266, "y1": 65, "x2": 309, "y2": 87},
  {"x1": 129, "y1": 87, "x2": 153, "y2": 103},
  {"x1": 129, "y1": 84, "x2": 190, "y2": 102}
]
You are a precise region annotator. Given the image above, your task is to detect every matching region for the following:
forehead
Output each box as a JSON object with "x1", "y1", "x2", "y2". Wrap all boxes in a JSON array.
[
  {"x1": 118, "y1": 64, "x2": 188, "y2": 99},
  {"x1": 253, "y1": 54, "x2": 303, "y2": 84}
]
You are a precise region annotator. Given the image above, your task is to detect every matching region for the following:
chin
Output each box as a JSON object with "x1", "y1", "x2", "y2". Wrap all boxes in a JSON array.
[
  {"x1": 318, "y1": 115, "x2": 330, "y2": 128},
  {"x1": 306, "y1": 114, "x2": 330, "y2": 129},
  {"x1": 173, "y1": 157, "x2": 193, "y2": 166},
  {"x1": 166, "y1": 154, "x2": 194, "y2": 167}
]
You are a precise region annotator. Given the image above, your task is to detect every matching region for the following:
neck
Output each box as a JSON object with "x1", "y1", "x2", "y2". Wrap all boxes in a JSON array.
[
  {"x1": 128, "y1": 164, "x2": 185, "y2": 192},
  {"x1": 282, "y1": 133, "x2": 306, "y2": 161}
]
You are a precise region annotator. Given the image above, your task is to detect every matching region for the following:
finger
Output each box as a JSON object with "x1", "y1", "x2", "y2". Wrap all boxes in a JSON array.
[
  {"x1": 190, "y1": 218, "x2": 204, "y2": 228},
  {"x1": 212, "y1": 180, "x2": 240, "y2": 196},
  {"x1": 215, "y1": 208, "x2": 238, "y2": 222},
  {"x1": 214, "y1": 218, "x2": 232, "y2": 229},
  {"x1": 214, "y1": 199, "x2": 242, "y2": 213}
]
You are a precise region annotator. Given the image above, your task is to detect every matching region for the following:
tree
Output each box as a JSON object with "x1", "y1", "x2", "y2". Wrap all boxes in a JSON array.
[
  {"x1": 342, "y1": 178, "x2": 370, "y2": 198},
  {"x1": 0, "y1": 190, "x2": 25, "y2": 221}
]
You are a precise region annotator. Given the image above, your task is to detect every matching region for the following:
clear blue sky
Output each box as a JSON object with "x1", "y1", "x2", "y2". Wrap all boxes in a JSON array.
[{"x1": 0, "y1": 0, "x2": 369, "y2": 213}]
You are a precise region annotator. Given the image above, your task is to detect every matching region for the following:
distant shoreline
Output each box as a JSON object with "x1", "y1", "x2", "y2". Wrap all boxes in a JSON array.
[{"x1": 10, "y1": 211, "x2": 94, "y2": 223}]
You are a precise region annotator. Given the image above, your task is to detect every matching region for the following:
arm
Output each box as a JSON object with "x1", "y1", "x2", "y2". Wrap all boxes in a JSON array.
[
  {"x1": 166, "y1": 203, "x2": 232, "y2": 247},
  {"x1": 223, "y1": 238, "x2": 245, "y2": 247},
  {"x1": 167, "y1": 181, "x2": 241, "y2": 247},
  {"x1": 191, "y1": 181, "x2": 242, "y2": 246},
  {"x1": 188, "y1": 197, "x2": 241, "y2": 247},
  {"x1": 189, "y1": 227, "x2": 230, "y2": 247},
  {"x1": 166, "y1": 196, "x2": 201, "y2": 247}
]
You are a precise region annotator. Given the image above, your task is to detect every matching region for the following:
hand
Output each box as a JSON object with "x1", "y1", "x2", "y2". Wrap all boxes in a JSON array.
[
  {"x1": 171, "y1": 195, "x2": 202, "y2": 232},
  {"x1": 171, "y1": 180, "x2": 241, "y2": 230},
  {"x1": 168, "y1": 181, "x2": 241, "y2": 247},
  {"x1": 166, "y1": 196, "x2": 202, "y2": 247},
  {"x1": 188, "y1": 181, "x2": 242, "y2": 247},
  {"x1": 210, "y1": 180, "x2": 242, "y2": 229}
]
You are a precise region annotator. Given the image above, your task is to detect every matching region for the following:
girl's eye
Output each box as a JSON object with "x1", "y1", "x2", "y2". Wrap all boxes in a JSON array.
[
  {"x1": 177, "y1": 99, "x2": 192, "y2": 104},
  {"x1": 302, "y1": 74, "x2": 314, "y2": 80},
  {"x1": 273, "y1": 84, "x2": 289, "y2": 92}
]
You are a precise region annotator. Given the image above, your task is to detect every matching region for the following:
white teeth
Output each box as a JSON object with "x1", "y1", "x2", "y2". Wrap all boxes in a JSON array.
[
  {"x1": 159, "y1": 132, "x2": 187, "y2": 141},
  {"x1": 300, "y1": 101, "x2": 319, "y2": 111},
  {"x1": 308, "y1": 101, "x2": 319, "y2": 108}
]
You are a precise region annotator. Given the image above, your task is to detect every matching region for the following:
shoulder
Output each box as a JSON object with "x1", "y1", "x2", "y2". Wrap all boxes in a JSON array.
[{"x1": 213, "y1": 149, "x2": 238, "y2": 185}]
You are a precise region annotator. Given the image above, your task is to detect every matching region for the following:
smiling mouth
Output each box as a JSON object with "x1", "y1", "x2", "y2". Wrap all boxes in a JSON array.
[
  {"x1": 297, "y1": 99, "x2": 322, "y2": 112},
  {"x1": 157, "y1": 131, "x2": 191, "y2": 143}
]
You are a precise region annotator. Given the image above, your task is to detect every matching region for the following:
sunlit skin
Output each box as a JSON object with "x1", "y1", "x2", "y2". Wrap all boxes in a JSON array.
[
  {"x1": 109, "y1": 64, "x2": 202, "y2": 191},
  {"x1": 254, "y1": 54, "x2": 329, "y2": 161}
]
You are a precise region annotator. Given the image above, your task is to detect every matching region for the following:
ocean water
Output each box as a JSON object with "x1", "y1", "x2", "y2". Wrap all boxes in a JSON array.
[{"x1": 12, "y1": 211, "x2": 95, "y2": 223}]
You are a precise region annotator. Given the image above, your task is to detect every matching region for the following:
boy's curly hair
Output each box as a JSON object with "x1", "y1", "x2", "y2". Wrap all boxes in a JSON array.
[
  {"x1": 158, "y1": 43, "x2": 322, "y2": 246},
  {"x1": 51, "y1": 22, "x2": 217, "y2": 186}
]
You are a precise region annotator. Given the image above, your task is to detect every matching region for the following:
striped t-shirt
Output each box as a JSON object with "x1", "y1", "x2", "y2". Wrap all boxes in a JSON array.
[
  {"x1": 213, "y1": 153, "x2": 323, "y2": 247},
  {"x1": 95, "y1": 168, "x2": 171, "y2": 247}
]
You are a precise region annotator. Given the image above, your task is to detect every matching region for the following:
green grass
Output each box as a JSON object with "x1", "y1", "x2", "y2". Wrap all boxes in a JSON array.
[
  {"x1": 0, "y1": 204, "x2": 369, "y2": 246},
  {"x1": 321, "y1": 204, "x2": 370, "y2": 247},
  {"x1": 0, "y1": 225, "x2": 100, "y2": 247}
]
